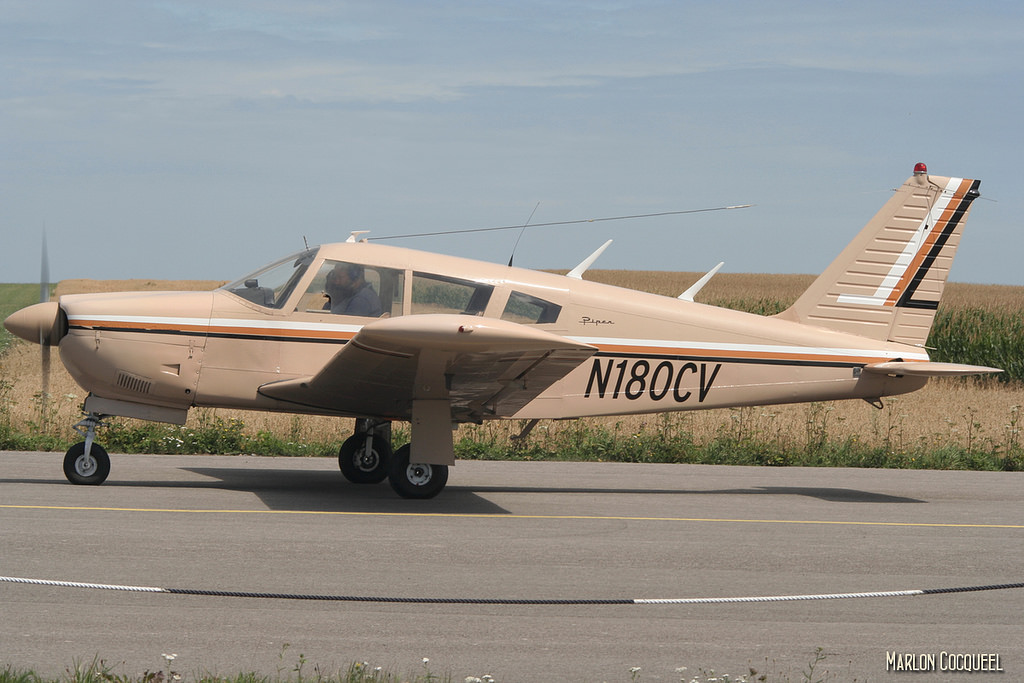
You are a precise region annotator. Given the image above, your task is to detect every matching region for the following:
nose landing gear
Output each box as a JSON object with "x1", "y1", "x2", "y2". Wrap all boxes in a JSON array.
[{"x1": 64, "y1": 413, "x2": 110, "y2": 485}]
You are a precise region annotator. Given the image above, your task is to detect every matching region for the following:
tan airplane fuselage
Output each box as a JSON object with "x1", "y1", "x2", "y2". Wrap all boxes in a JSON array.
[{"x1": 54, "y1": 240, "x2": 926, "y2": 426}]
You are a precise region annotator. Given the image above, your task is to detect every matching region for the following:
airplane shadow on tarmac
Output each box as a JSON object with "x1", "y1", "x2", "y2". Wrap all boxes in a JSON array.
[
  {"x1": 465, "y1": 484, "x2": 925, "y2": 504},
  {"x1": 177, "y1": 467, "x2": 929, "y2": 510},
  {"x1": 0, "y1": 464, "x2": 926, "y2": 514},
  {"x1": 180, "y1": 467, "x2": 512, "y2": 514}
]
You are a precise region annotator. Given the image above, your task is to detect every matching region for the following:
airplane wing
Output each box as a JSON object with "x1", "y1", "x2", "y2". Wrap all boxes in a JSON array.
[{"x1": 257, "y1": 314, "x2": 597, "y2": 421}]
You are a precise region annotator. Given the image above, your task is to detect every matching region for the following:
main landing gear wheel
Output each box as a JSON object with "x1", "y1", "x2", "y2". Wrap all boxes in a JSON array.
[
  {"x1": 387, "y1": 444, "x2": 448, "y2": 499},
  {"x1": 338, "y1": 433, "x2": 392, "y2": 484},
  {"x1": 63, "y1": 441, "x2": 110, "y2": 485}
]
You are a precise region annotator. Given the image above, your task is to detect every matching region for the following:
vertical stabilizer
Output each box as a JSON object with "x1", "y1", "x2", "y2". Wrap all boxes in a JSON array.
[{"x1": 776, "y1": 165, "x2": 981, "y2": 346}]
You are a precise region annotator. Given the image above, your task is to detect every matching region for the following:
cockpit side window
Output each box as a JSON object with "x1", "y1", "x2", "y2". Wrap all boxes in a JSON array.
[
  {"x1": 299, "y1": 260, "x2": 405, "y2": 318},
  {"x1": 411, "y1": 273, "x2": 493, "y2": 316},
  {"x1": 223, "y1": 250, "x2": 315, "y2": 309},
  {"x1": 501, "y1": 291, "x2": 562, "y2": 324}
]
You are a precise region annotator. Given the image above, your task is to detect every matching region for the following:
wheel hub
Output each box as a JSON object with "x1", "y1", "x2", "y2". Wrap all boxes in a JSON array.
[
  {"x1": 75, "y1": 454, "x2": 97, "y2": 477},
  {"x1": 357, "y1": 450, "x2": 380, "y2": 472},
  {"x1": 406, "y1": 463, "x2": 432, "y2": 486}
]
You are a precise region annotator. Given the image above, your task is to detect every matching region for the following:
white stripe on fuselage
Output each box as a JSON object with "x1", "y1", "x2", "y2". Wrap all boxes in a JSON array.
[
  {"x1": 569, "y1": 334, "x2": 927, "y2": 362},
  {"x1": 69, "y1": 314, "x2": 926, "y2": 363}
]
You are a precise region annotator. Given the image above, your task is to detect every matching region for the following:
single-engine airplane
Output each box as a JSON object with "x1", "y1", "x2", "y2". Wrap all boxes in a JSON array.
[{"x1": 4, "y1": 164, "x2": 1001, "y2": 498}]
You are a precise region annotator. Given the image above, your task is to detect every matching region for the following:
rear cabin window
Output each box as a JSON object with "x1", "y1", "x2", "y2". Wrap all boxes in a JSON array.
[
  {"x1": 501, "y1": 291, "x2": 562, "y2": 324},
  {"x1": 411, "y1": 273, "x2": 493, "y2": 315}
]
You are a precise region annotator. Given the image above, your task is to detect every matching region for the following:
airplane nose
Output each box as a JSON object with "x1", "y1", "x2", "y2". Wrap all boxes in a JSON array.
[{"x1": 3, "y1": 301, "x2": 67, "y2": 346}]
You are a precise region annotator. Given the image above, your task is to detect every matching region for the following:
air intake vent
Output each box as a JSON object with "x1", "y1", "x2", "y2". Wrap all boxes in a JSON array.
[{"x1": 117, "y1": 371, "x2": 152, "y2": 395}]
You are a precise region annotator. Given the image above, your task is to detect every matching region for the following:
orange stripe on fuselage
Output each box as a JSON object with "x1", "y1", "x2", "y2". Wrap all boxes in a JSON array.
[
  {"x1": 70, "y1": 319, "x2": 357, "y2": 343},
  {"x1": 203, "y1": 324, "x2": 355, "y2": 341},
  {"x1": 71, "y1": 319, "x2": 209, "y2": 334}
]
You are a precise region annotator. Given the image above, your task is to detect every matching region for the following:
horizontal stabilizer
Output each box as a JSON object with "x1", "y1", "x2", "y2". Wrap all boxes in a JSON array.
[{"x1": 861, "y1": 361, "x2": 1002, "y2": 377}]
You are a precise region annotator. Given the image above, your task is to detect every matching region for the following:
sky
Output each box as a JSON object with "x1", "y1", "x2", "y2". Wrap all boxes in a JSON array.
[{"x1": 3, "y1": 1, "x2": 1024, "y2": 286}]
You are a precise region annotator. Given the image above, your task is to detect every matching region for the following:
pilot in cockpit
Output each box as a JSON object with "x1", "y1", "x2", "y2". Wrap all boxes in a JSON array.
[{"x1": 324, "y1": 263, "x2": 382, "y2": 317}]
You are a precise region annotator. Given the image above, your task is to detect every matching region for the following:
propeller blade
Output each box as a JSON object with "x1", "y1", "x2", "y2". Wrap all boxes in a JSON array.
[
  {"x1": 40, "y1": 231, "x2": 50, "y2": 304},
  {"x1": 41, "y1": 343, "x2": 51, "y2": 403},
  {"x1": 39, "y1": 232, "x2": 51, "y2": 409}
]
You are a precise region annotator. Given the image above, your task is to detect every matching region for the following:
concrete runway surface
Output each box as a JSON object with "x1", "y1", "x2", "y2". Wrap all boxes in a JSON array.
[{"x1": 1, "y1": 451, "x2": 1021, "y2": 682}]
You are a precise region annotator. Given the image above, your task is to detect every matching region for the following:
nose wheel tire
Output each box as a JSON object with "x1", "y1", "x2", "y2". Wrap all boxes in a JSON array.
[
  {"x1": 338, "y1": 434, "x2": 392, "y2": 484},
  {"x1": 387, "y1": 444, "x2": 448, "y2": 499},
  {"x1": 63, "y1": 441, "x2": 110, "y2": 485}
]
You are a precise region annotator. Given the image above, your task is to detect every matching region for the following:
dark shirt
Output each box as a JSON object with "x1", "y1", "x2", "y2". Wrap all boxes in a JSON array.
[{"x1": 330, "y1": 283, "x2": 382, "y2": 317}]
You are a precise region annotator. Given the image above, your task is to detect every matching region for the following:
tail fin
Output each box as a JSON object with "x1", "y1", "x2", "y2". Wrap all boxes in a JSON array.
[{"x1": 776, "y1": 164, "x2": 981, "y2": 346}]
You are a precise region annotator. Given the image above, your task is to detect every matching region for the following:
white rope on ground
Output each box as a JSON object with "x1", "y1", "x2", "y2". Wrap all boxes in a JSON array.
[
  {"x1": 3, "y1": 575, "x2": 1021, "y2": 605},
  {"x1": 635, "y1": 590, "x2": 924, "y2": 604},
  {"x1": 0, "y1": 575, "x2": 166, "y2": 593}
]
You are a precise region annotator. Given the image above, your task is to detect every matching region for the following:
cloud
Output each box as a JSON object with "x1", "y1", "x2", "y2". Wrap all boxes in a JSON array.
[{"x1": 1, "y1": 1, "x2": 1023, "y2": 283}]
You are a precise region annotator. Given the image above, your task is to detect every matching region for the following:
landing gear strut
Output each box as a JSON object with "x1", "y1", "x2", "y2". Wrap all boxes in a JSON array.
[
  {"x1": 64, "y1": 413, "x2": 110, "y2": 485},
  {"x1": 339, "y1": 418, "x2": 451, "y2": 498}
]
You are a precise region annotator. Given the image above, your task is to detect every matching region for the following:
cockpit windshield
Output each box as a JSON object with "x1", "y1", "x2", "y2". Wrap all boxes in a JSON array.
[{"x1": 222, "y1": 248, "x2": 316, "y2": 309}]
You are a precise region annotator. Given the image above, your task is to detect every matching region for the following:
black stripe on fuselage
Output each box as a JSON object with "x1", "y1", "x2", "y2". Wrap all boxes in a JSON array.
[{"x1": 68, "y1": 325, "x2": 351, "y2": 345}]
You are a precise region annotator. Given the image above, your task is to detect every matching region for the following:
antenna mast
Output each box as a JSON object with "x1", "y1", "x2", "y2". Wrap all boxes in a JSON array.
[{"x1": 508, "y1": 202, "x2": 540, "y2": 267}]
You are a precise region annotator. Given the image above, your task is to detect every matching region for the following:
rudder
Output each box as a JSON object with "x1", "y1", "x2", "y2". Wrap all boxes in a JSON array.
[{"x1": 776, "y1": 164, "x2": 981, "y2": 347}]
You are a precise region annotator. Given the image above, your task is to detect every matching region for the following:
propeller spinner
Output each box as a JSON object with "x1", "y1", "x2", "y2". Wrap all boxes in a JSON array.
[{"x1": 3, "y1": 300, "x2": 66, "y2": 346}]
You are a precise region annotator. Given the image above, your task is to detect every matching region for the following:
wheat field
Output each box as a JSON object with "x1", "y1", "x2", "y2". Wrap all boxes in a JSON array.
[
  {"x1": 1, "y1": 275, "x2": 1021, "y2": 455},
  {"x1": 573, "y1": 269, "x2": 1024, "y2": 313}
]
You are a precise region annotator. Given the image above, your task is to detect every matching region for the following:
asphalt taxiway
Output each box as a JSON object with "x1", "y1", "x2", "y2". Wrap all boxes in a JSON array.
[{"x1": 1, "y1": 451, "x2": 1021, "y2": 681}]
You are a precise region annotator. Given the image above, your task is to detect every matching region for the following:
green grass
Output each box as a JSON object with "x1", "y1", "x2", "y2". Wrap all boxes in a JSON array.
[
  {"x1": 0, "y1": 647, "x2": 854, "y2": 683},
  {"x1": 454, "y1": 414, "x2": 1022, "y2": 472},
  {"x1": 0, "y1": 657, "x2": 456, "y2": 683},
  {"x1": 5, "y1": 408, "x2": 1012, "y2": 472}
]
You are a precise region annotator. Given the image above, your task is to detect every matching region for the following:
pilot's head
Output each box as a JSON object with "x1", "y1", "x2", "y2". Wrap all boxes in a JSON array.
[{"x1": 326, "y1": 262, "x2": 364, "y2": 298}]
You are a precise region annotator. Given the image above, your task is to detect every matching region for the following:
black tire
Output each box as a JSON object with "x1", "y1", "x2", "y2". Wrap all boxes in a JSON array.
[
  {"x1": 63, "y1": 441, "x2": 110, "y2": 485},
  {"x1": 338, "y1": 434, "x2": 391, "y2": 484},
  {"x1": 387, "y1": 444, "x2": 448, "y2": 499}
]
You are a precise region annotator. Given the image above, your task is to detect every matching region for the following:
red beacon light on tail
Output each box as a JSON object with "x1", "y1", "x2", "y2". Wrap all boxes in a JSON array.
[{"x1": 914, "y1": 162, "x2": 928, "y2": 175}]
